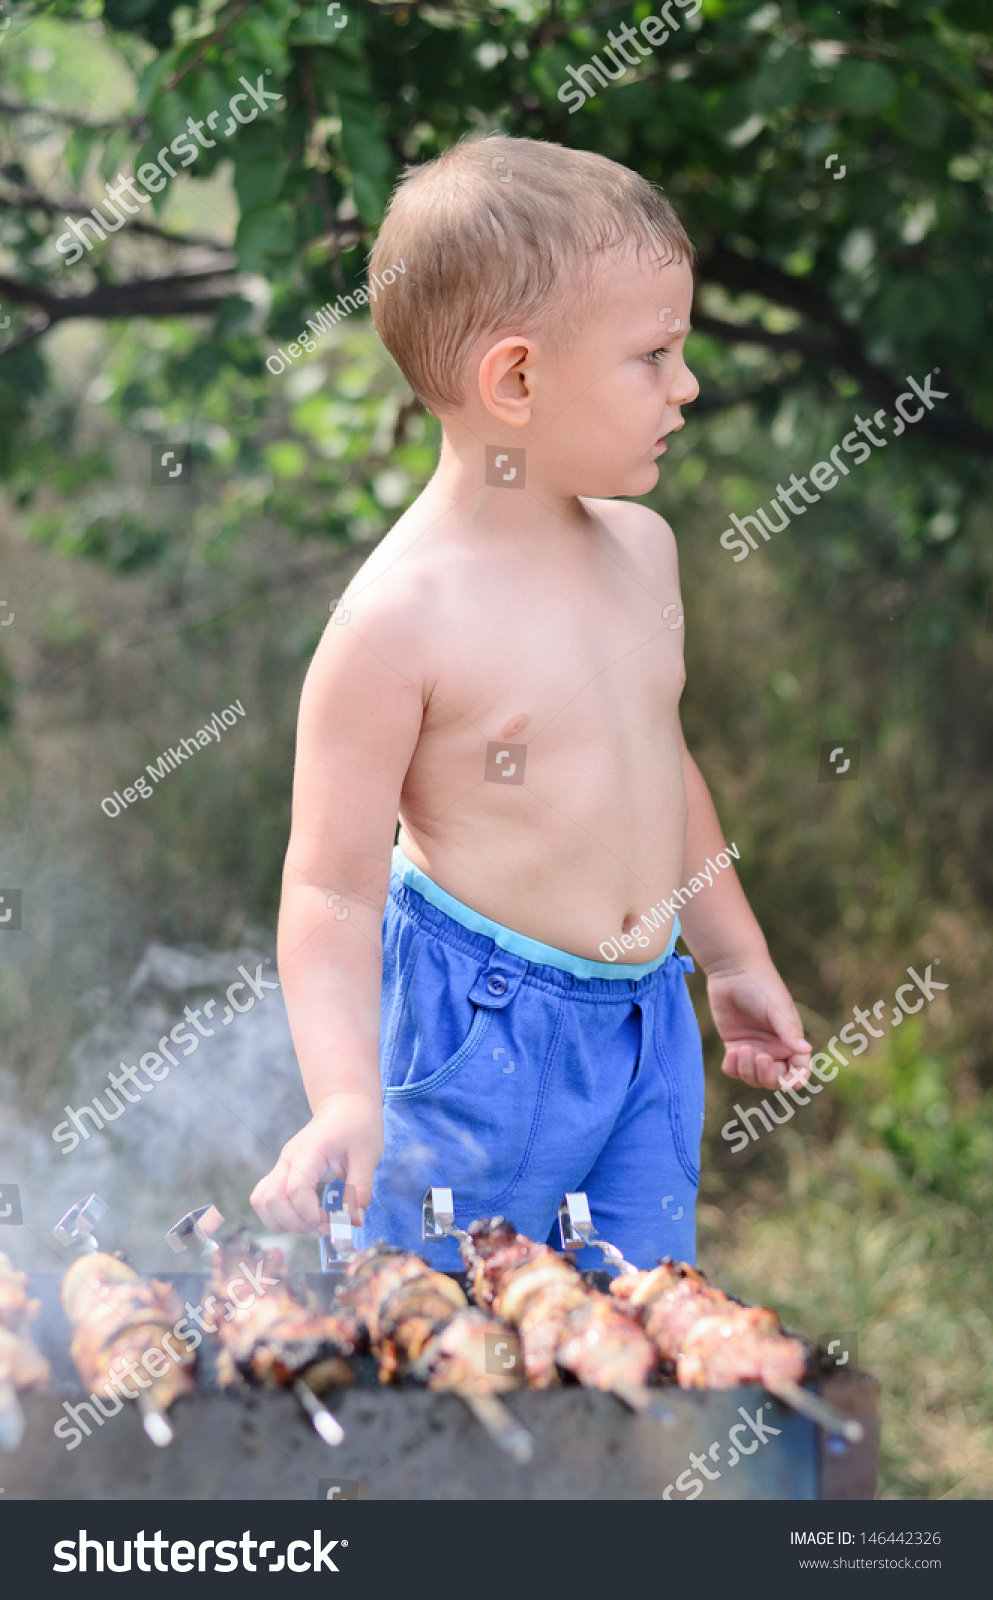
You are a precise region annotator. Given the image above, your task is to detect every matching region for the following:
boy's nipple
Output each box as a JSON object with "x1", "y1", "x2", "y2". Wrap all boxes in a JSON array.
[{"x1": 500, "y1": 713, "x2": 530, "y2": 739}]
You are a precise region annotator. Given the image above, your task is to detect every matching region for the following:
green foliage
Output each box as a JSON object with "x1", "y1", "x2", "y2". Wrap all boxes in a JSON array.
[
  {"x1": 2, "y1": 1, "x2": 990, "y2": 504},
  {"x1": 863, "y1": 1024, "x2": 993, "y2": 1204}
]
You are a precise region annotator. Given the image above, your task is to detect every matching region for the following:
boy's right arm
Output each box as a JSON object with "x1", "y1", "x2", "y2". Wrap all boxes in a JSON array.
[{"x1": 250, "y1": 598, "x2": 425, "y2": 1234}]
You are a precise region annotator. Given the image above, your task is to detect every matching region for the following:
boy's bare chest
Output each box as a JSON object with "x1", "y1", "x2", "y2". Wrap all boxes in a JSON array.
[{"x1": 423, "y1": 587, "x2": 685, "y2": 748}]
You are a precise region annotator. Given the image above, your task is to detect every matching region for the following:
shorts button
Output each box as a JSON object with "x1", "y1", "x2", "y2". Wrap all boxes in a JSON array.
[{"x1": 486, "y1": 974, "x2": 508, "y2": 997}]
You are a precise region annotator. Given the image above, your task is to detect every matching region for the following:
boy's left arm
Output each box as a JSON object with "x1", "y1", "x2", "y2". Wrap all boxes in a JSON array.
[{"x1": 677, "y1": 732, "x2": 812, "y2": 1090}]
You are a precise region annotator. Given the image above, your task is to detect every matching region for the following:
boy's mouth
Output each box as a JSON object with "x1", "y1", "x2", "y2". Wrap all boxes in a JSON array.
[{"x1": 655, "y1": 420, "x2": 684, "y2": 450}]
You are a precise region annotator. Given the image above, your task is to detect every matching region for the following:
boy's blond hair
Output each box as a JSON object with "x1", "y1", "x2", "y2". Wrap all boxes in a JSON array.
[{"x1": 368, "y1": 136, "x2": 693, "y2": 412}]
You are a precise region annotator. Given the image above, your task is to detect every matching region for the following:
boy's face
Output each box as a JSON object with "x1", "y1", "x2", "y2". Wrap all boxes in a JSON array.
[{"x1": 536, "y1": 248, "x2": 698, "y2": 500}]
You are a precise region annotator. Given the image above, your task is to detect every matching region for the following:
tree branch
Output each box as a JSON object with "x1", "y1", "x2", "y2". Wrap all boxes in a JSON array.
[
  {"x1": 124, "y1": 0, "x2": 258, "y2": 129},
  {"x1": 0, "y1": 268, "x2": 243, "y2": 344},
  {"x1": 297, "y1": 47, "x2": 345, "y2": 292},
  {"x1": 0, "y1": 191, "x2": 230, "y2": 251},
  {"x1": 696, "y1": 246, "x2": 993, "y2": 456},
  {"x1": 0, "y1": 99, "x2": 128, "y2": 131}
]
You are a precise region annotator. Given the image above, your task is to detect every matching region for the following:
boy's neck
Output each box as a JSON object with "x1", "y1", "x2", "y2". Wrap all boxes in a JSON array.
[{"x1": 428, "y1": 428, "x2": 592, "y2": 536}]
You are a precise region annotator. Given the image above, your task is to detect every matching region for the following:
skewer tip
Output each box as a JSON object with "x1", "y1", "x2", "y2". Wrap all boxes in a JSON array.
[
  {"x1": 141, "y1": 1410, "x2": 173, "y2": 1448},
  {"x1": 0, "y1": 1401, "x2": 26, "y2": 1452},
  {"x1": 312, "y1": 1410, "x2": 345, "y2": 1447}
]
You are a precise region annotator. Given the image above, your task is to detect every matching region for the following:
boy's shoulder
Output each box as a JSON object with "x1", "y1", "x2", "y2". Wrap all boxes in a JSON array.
[
  {"x1": 338, "y1": 493, "x2": 678, "y2": 635},
  {"x1": 580, "y1": 496, "x2": 679, "y2": 569}
]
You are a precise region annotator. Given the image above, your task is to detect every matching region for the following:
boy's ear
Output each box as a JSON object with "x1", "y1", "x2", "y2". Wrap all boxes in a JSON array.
[{"x1": 478, "y1": 337, "x2": 534, "y2": 426}]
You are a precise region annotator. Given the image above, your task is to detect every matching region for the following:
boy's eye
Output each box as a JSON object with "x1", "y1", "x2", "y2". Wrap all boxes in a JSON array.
[{"x1": 643, "y1": 346, "x2": 668, "y2": 365}]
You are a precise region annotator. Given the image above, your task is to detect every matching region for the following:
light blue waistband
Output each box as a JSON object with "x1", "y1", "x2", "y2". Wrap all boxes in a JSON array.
[{"x1": 391, "y1": 847, "x2": 680, "y2": 980}]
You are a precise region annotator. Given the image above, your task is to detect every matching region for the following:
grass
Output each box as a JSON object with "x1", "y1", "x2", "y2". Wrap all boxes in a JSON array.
[{"x1": 698, "y1": 1032, "x2": 993, "y2": 1499}]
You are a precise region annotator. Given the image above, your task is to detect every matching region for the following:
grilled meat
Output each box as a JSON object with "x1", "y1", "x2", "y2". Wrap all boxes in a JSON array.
[
  {"x1": 462, "y1": 1218, "x2": 657, "y2": 1392},
  {"x1": 209, "y1": 1228, "x2": 354, "y2": 1392},
  {"x1": 0, "y1": 1327, "x2": 50, "y2": 1394},
  {"x1": 463, "y1": 1216, "x2": 546, "y2": 1309},
  {"x1": 60, "y1": 1252, "x2": 193, "y2": 1413},
  {"x1": 610, "y1": 1257, "x2": 806, "y2": 1388},
  {"x1": 677, "y1": 1306, "x2": 804, "y2": 1389},
  {"x1": 0, "y1": 1253, "x2": 50, "y2": 1389},
  {"x1": 409, "y1": 1307, "x2": 521, "y2": 1397},
  {"x1": 336, "y1": 1245, "x2": 519, "y2": 1393},
  {"x1": 556, "y1": 1296, "x2": 660, "y2": 1392},
  {"x1": 0, "y1": 1253, "x2": 51, "y2": 1448},
  {"x1": 337, "y1": 1246, "x2": 531, "y2": 1460}
]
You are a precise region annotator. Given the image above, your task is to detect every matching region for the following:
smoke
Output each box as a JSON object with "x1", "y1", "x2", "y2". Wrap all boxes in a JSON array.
[{"x1": 0, "y1": 943, "x2": 311, "y2": 1271}]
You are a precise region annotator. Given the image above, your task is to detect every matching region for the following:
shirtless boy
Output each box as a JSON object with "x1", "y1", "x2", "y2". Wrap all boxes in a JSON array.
[{"x1": 251, "y1": 136, "x2": 811, "y2": 1268}]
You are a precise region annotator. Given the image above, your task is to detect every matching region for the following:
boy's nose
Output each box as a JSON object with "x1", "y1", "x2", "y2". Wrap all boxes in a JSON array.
[{"x1": 672, "y1": 362, "x2": 700, "y2": 407}]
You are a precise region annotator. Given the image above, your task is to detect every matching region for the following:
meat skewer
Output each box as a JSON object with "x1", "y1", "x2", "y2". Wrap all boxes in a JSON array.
[
  {"x1": 557, "y1": 1192, "x2": 638, "y2": 1276},
  {"x1": 461, "y1": 1217, "x2": 668, "y2": 1419},
  {"x1": 60, "y1": 1252, "x2": 194, "y2": 1447},
  {"x1": 0, "y1": 1253, "x2": 51, "y2": 1450},
  {"x1": 611, "y1": 1259, "x2": 863, "y2": 1442},
  {"x1": 336, "y1": 1244, "x2": 534, "y2": 1464},
  {"x1": 209, "y1": 1227, "x2": 353, "y2": 1447}
]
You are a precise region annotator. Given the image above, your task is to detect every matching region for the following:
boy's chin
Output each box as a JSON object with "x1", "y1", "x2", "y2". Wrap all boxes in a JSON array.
[
  {"x1": 579, "y1": 462, "x2": 661, "y2": 500},
  {"x1": 619, "y1": 461, "x2": 662, "y2": 497}
]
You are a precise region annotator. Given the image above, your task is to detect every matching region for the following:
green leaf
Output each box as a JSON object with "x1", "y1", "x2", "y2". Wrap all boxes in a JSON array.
[
  {"x1": 65, "y1": 126, "x2": 102, "y2": 191},
  {"x1": 747, "y1": 47, "x2": 813, "y2": 116},
  {"x1": 100, "y1": 126, "x2": 136, "y2": 186},
  {"x1": 339, "y1": 104, "x2": 393, "y2": 183},
  {"x1": 892, "y1": 88, "x2": 949, "y2": 150},
  {"x1": 134, "y1": 50, "x2": 177, "y2": 116},
  {"x1": 235, "y1": 203, "x2": 295, "y2": 275},
  {"x1": 826, "y1": 60, "x2": 898, "y2": 117},
  {"x1": 350, "y1": 169, "x2": 388, "y2": 227},
  {"x1": 234, "y1": 157, "x2": 290, "y2": 213},
  {"x1": 265, "y1": 440, "x2": 309, "y2": 479}
]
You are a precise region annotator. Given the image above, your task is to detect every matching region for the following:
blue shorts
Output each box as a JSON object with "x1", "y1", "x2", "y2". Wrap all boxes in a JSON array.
[{"x1": 355, "y1": 850, "x2": 705, "y2": 1271}]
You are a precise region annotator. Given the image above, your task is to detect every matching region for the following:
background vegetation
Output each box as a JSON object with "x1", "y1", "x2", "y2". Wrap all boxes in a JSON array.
[{"x1": 1, "y1": 0, "x2": 991, "y2": 1497}]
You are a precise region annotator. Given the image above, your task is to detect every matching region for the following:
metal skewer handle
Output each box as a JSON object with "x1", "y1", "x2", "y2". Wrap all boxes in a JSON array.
[
  {"x1": 421, "y1": 1187, "x2": 470, "y2": 1246},
  {"x1": 319, "y1": 1183, "x2": 355, "y2": 1271},
  {"x1": 557, "y1": 1193, "x2": 638, "y2": 1276},
  {"x1": 53, "y1": 1194, "x2": 108, "y2": 1254},
  {"x1": 461, "y1": 1393, "x2": 534, "y2": 1465},
  {"x1": 165, "y1": 1205, "x2": 224, "y2": 1257}
]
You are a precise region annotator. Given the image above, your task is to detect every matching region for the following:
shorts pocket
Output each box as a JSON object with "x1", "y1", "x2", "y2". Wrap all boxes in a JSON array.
[{"x1": 384, "y1": 1006, "x2": 492, "y2": 1102}]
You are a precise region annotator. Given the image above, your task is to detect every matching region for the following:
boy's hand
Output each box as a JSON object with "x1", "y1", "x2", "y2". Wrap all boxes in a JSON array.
[
  {"x1": 250, "y1": 1092, "x2": 384, "y2": 1235},
  {"x1": 706, "y1": 959, "x2": 812, "y2": 1091}
]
